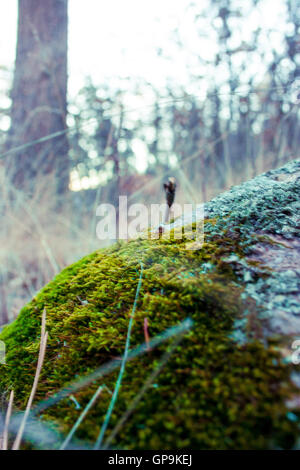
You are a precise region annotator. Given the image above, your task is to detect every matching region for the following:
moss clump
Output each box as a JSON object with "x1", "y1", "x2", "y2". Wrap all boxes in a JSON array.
[{"x1": 0, "y1": 221, "x2": 298, "y2": 450}]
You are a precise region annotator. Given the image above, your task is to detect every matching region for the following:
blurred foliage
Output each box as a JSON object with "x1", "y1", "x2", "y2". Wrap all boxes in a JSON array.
[
  {"x1": 0, "y1": 0, "x2": 300, "y2": 325},
  {"x1": 64, "y1": 0, "x2": 300, "y2": 204}
]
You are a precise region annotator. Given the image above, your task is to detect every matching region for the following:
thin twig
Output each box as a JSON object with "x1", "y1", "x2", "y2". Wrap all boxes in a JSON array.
[
  {"x1": 144, "y1": 318, "x2": 151, "y2": 351},
  {"x1": 12, "y1": 309, "x2": 48, "y2": 450},
  {"x1": 1, "y1": 390, "x2": 14, "y2": 450}
]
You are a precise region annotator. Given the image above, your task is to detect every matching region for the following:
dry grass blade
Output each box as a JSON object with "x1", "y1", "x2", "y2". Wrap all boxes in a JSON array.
[
  {"x1": 60, "y1": 384, "x2": 105, "y2": 450},
  {"x1": 1, "y1": 390, "x2": 14, "y2": 450},
  {"x1": 12, "y1": 309, "x2": 48, "y2": 450},
  {"x1": 94, "y1": 262, "x2": 144, "y2": 450},
  {"x1": 7, "y1": 411, "x2": 91, "y2": 450},
  {"x1": 33, "y1": 318, "x2": 193, "y2": 415},
  {"x1": 103, "y1": 334, "x2": 185, "y2": 449}
]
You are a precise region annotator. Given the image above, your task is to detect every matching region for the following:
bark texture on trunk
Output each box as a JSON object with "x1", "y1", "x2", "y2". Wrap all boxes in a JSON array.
[{"x1": 6, "y1": 0, "x2": 69, "y2": 194}]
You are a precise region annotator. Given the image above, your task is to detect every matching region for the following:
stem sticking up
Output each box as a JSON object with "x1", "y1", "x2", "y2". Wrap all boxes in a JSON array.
[{"x1": 159, "y1": 177, "x2": 177, "y2": 236}]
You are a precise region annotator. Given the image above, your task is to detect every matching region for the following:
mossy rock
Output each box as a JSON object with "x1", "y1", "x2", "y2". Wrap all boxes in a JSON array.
[{"x1": 1, "y1": 160, "x2": 300, "y2": 450}]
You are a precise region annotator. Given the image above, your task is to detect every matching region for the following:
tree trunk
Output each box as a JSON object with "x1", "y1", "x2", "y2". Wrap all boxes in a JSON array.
[{"x1": 6, "y1": 0, "x2": 69, "y2": 195}]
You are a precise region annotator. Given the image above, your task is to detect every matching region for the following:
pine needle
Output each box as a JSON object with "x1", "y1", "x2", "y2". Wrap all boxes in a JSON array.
[
  {"x1": 103, "y1": 333, "x2": 187, "y2": 449},
  {"x1": 93, "y1": 262, "x2": 144, "y2": 450},
  {"x1": 60, "y1": 385, "x2": 105, "y2": 450},
  {"x1": 33, "y1": 318, "x2": 192, "y2": 415}
]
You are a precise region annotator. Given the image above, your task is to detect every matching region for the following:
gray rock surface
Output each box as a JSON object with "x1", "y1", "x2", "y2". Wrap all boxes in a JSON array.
[{"x1": 166, "y1": 159, "x2": 300, "y2": 338}]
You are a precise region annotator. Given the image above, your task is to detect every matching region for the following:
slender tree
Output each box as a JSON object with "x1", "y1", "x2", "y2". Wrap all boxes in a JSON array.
[{"x1": 6, "y1": 0, "x2": 69, "y2": 194}]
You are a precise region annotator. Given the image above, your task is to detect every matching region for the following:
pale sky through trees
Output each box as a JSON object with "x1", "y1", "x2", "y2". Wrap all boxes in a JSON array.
[
  {"x1": 0, "y1": 0, "x2": 293, "y2": 188},
  {"x1": 0, "y1": 0, "x2": 289, "y2": 101}
]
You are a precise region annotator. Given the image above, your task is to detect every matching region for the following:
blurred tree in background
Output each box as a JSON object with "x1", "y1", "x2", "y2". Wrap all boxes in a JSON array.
[
  {"x1": 0, "y1": 0, "x2": 299, "y2": 325},
  {"x1": 5, "y1": 0, "x2": 68, "y2": 195},
  {"x1": 66, "y1": 0, "x2": 299, "y2": 207}
]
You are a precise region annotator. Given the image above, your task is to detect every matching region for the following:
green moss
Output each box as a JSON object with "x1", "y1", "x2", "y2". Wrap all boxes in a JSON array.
[
  {"x1": 0, "y1": 221, "x2": 298, "y2": 450},
  {"x1": 2, "y1": 160, "x2": 300, "y2": 449}
]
